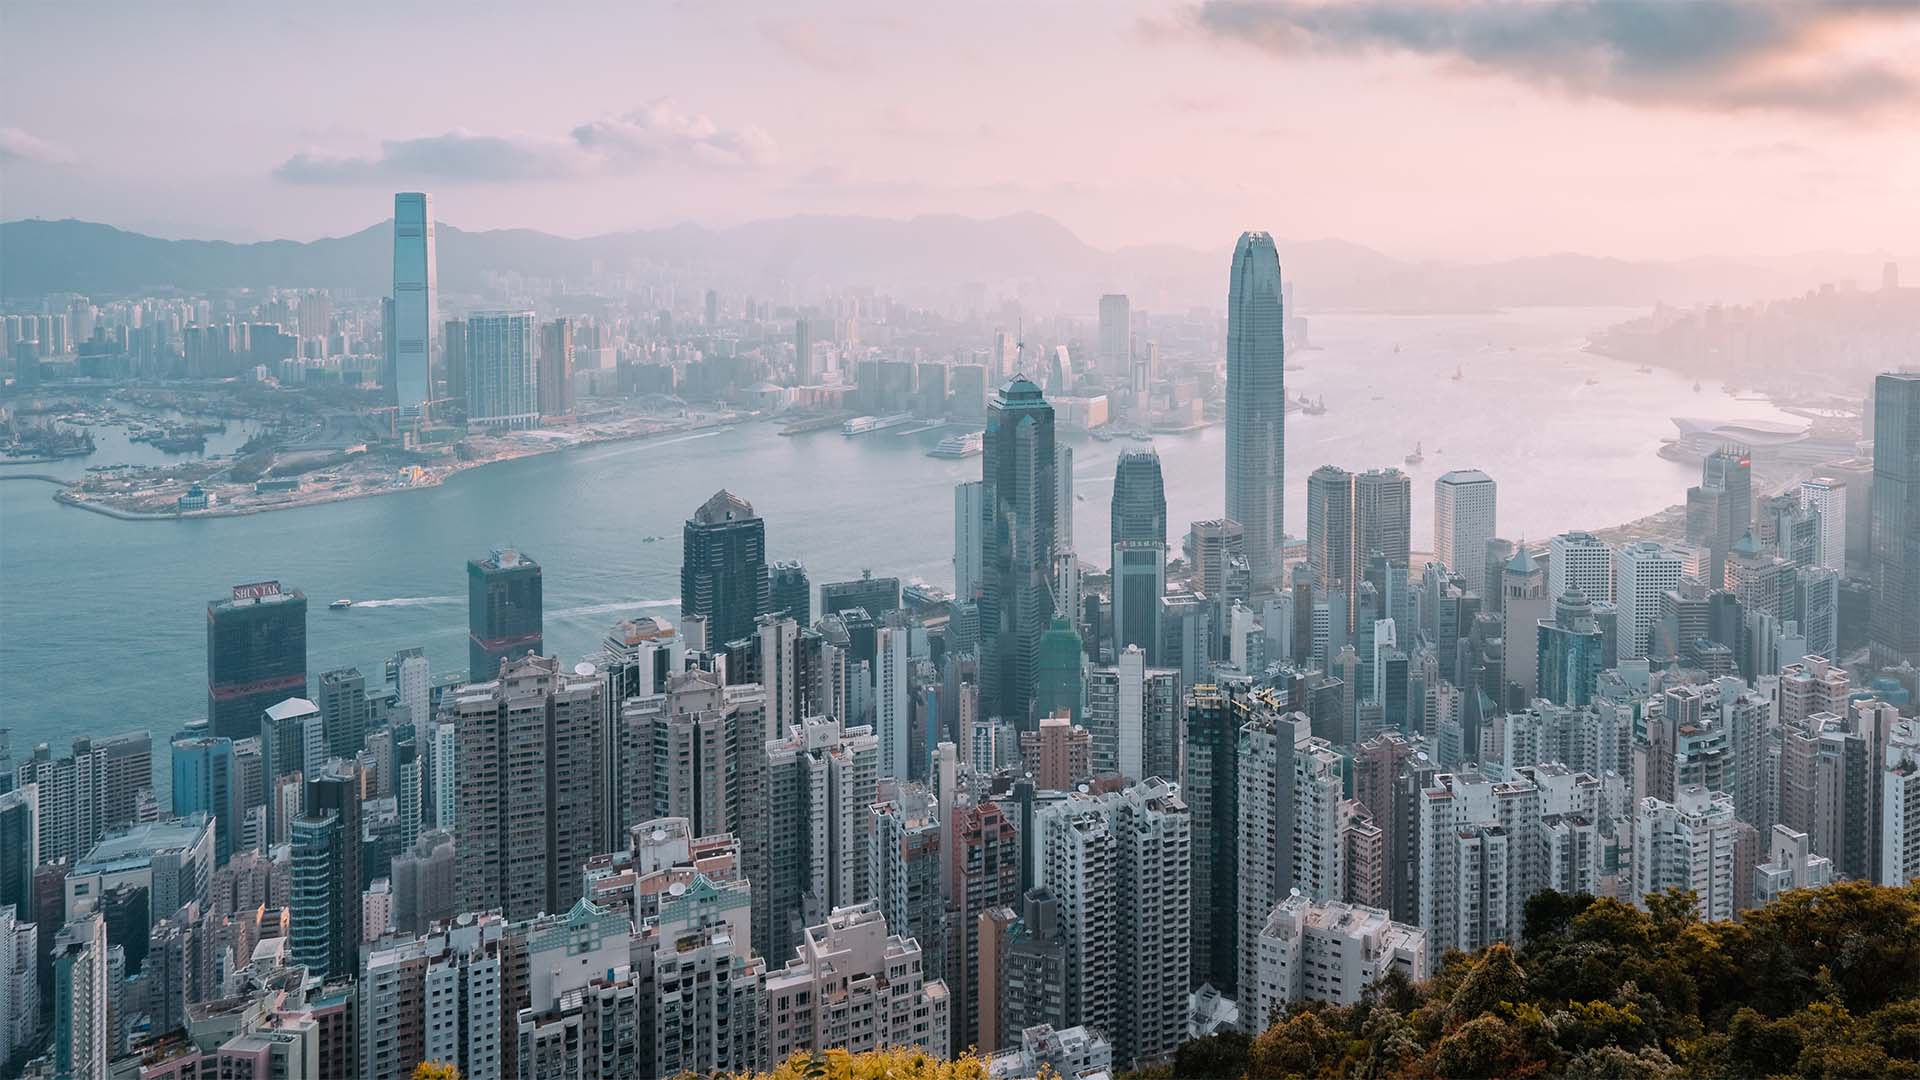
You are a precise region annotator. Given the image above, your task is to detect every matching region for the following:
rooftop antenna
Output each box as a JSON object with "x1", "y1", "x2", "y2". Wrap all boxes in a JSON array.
[{"x1": 1015, "y1": 316, "x2": 1025, "y2": 374}]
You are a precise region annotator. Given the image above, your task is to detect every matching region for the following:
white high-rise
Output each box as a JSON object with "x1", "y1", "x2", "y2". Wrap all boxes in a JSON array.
[
  {"x1": 1880, "y1": 720, "x2": 1920, "y2": 887},
  {"x1": 764, "y1": 903, "x2": 949, "y2": 1061},
  {"x1": 1098, "y1": 294, "x2": 1131, "y2": 375},
  {"x1": 1084, "y1": 646, "x2": 1182, "y2": 783},
  {"x1": 1549, "y1": 531, "x2": 1615, "y2": 603},
  {"x1": 466, "y1": 311, "x2": 538, "y2": 429},
  {"x1": 1632, "y1": 785, "x2": 1737, "y2": 922},
  {"x1": 391, "y1": 192, "x2": 437, "y2": 415},
  {"x1": 1433, "y1": 470, "x2": 1497, "y2": 588},
  {"x1": 875, "y1": 623, "x2": 912, "y2": 780},
  {"x1": 1800, "y1": 476, "x2": 1847, "y2": 572},
  {"x1": 1251, "y1": 896, "x2": 1428, "y2": 1021},
  {"x1": 954, "y1": 481, "x2": 984, "y2": 601},
  {"x1": 1615, "y1": 541, "x2": 1688, "y2": 660}
]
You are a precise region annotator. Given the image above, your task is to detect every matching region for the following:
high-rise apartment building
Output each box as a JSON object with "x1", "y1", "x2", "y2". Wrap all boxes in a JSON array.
[
  {"x1": 682, "y1": 489, "x2": 771, "y2": 646},
  {"x1": 1250, "y1": 895, "x2": 1428, "y2": 1022},
  {"x1": 1800, "y1": 476, "x2": 1847, "y2": 573},
  {"x1": 1225, "y1": 232, "x2": 1287, "y2": 591},
  {"x1": 1633, "y1": 786, "x2": 1738, "y2": 922},
  {"x1": 765, "y1": 902, "x2": 949, "y2": 1061},
  {"x1": 868, "y1": 788, "x2": 946, "y2": 987},
  {"x1": 947, "y1": 798, "x2": 1020, "y2": 1055},
  {"x1": 537, "y1": 317, "x2": 573, "y2": 418},
  {"x1": 207, "y1": 581, "x2": 308, "y2": 741},
  {"x1": 758, "y1": 718, "x2": 879, "y2": 965},
  {"x1": 1433, "y1": 470, "x2": 1497, "y2": 589},
  {"x1": 1084, "y1": 647, "x2": 1181, "y2": 782},
  {"x1": 1111, "y1": 450, "x2": 1167, "y2": 662},
  {"x1": 981, "y1": 377, "x2": 1058, "y2": 727},
  {"x1": 465, "y1": 311, "x2": 538, "y2": 429},
  {"x1": 468, "y1": 548, "x2": 543, "y2": 681},
  {"x1": 391, "y1": 192, "x2": 437, "y2": 415},
  {"x1": 51, "y1": 913, "x2": 108, "y2": 1080},
  {"x1": 954, "y1": 481, "x2": 985, "y2": 602},
  {"x1": 452, "y1": 654, "x2": 606, "y2": 919},
  {"x1": 17, "y1": 733, "x2": 153, "y2": 865}
]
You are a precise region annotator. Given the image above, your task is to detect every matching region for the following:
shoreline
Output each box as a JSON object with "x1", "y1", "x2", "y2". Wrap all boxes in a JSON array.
[{"x1": 48, "y1": 411, "x2": 745, "y2": 523}]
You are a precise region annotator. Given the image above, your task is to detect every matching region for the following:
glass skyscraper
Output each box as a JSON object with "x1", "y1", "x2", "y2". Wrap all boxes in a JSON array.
[
  {"x1": 681, "y1": 489, "x2": 771, "y2": 646},
  {"x1": 1226, "y1": 232, "x2": 1286, "y2": 591},
  {"x1": 391, "y1": 192, "x2": 436, "y2": 416},
  {"x1": 980, "y1": 376, "x2": 1057, "y2": 727},
  {"x1": 465, "y1": 311, "x2": 538, "y2": 429},
  {"x1": 1872, "y1": 373, "x2": 1920, "y2": 668},
  {"x1": 467, "y1": 548, "x2": 543, "y2": 681},
  {"x1": 1111, "y1": 449, "x2": 1166, "y2": 662},
  {"x1": 206, "y1": 581, "x2": 308, "y2": 741}
]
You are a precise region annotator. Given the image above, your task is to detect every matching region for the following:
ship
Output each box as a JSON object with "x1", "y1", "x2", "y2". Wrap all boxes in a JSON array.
[
  {"x1": 1451, "y1": 364, "x2": 1465, "y2": 382},
  {"x1": 927, "y1": 431, "x2": 984, "y2": 459},
  {"x1": 1302, "y1": 396, "x2": 1327, "y2": 416},
  {"x1": 841, "y1": 413, "x2": 916, "y2": 436},
  {"x1": 1636, "y1": 365, "x2": 1653, "y2": 374},
  {"x1": 329, "y1": 598, "x2": 353, "y2": 610},
  {"x1": 1584, "y1": 377, "x2": 1600, "y2": 386},
  {"x1": 1404, "y1": 441, "x2": 1425, "y2": 465}
]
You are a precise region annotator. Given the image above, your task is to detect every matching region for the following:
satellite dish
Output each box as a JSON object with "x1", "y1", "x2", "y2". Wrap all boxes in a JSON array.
[
  {"x1": 668, "y1": 882, "x2": 687, "y2": 897},
  {"x1": 650, "y1": 829, "x2": 667, "y2": 843},
  {"x1": 575, "y1": 662, "x2": 596, "y2": 677}
]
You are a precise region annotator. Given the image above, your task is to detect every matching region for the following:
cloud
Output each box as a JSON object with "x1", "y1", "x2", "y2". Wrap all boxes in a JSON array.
[
  {"x1": 760, "y1": 17, "x2": 850, "y2": 73},
  {"x1": 1185, "y1": 0, "x2": 1920, "y2": 114},
  {"x1": 276, "y1": 102, "x2": 775, "y2": 185},
  {"x1": 0, "y1": 127, "x2": 76, "y2": 166},
  {"x1": 571, "y1": 101, "x2": 777, "y2": 169}
]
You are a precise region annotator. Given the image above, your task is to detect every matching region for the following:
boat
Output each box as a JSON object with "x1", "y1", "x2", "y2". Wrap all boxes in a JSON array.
[
  {"x1": 329, "y1": 599, "x2": 353, "y2": 610},
  {"x1": 1451, "y1": 364, "x2": 1465, "y2": 382},
  {"x1": 1584, "y1": 377, "x2": 1600, "y2": 386},
  {"x1": 641, "y1": 535, "x2": 662, "y2": 543},
  {"x1": 1636, "y1": 365, "x2": 1653, "y2": 374},
  {"x1": 1404, "y1": 442, "x2": 1425, "y2": 465},
  {"x1": 1302, "y1": 396, "x2": 1327, "y2": 416},
  {"x1": 841, "y1": 413, "x2": 916, "y2": 436},
  {"x1": 1693, "y1": 381, "x2": 1703, "y2": 392},
  {"x1": 927, "y1": 431, "x2": 984, "y2": 459},
  {"x1": 1128, "y1": 429, "x2": 1154, "y2": 441}
]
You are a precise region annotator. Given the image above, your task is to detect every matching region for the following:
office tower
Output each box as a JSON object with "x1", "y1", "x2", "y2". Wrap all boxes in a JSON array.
[
  {"x1": 875, "y1": 621, "x2": 913, "y2": 779},
  {"x1": 468, "y1": 548, "x2": 543, "y2": 681},
  {"x1": 1873, "y1": 374, "x2": 1920, "y2": 668},
  {"x1": 1537, "y1": 590, "x2": 1606, "y2": 707},
  {"x1": 1499, "y1": 549, "x2": 1549, "y2": 704},
  {"x1": 260, "y1": 697, "x2": 323, "y2": 838},
  {"x1": 1022, "y1": 715, "x2": 1093, "y2": 789},
  {"x1": 1056, "y1": 445, "x2": 1075, "y2": 555},
  {"x1": 981, "y1": 377, "x2": 1059, "y2": 727},
  {"x1": 537, "y1": 316, "x2": 573, "y2": 417},
  {"x1": 682, "y1": 490, "x2": 771, "y2": 646},
  {"x1": 947, "y1": 800, "x2": 1020, "y2": 1056},
  {"x1": 1433, "y1": 470, "x2": 1497, "y2": 587},
  {"x1": 765, "y1": 902, "x2": 950, "y2": 1060},
  {"x1": 1616, "y1": 541, "x2": 1687, "y2": 660},
  {"x1": 1549, "y1": 531, "x2": 1615, "y2": 603},
  {"x1": 315, "y1": 666, "x2": 371, "y2": 760},
  {"x1": 1111, "y1": 450, "x2": 1167, "y2": 662},
  {"x1": 1186, "y1": 518, "x2": 1248, "y2": 599},
  {"x1": 1799, "y1": 476, "x2": 1847, "y2": 572},
  {"x1": 169, "y1": 727, "x2": 240, "y2": 864},
  {"x1": 443, "y1": 318, "x2": 467, "y2": 405},
  {"x1": 465, "y1": 310, "x2": 538, "y2": 428},
  {"x1": 291, "y1": 761, "x2": 363, "y2": 980},
  {"x1": 820, "y1": 572, "x2": 901, "y2": 619},
  {"x1": 1097, "y1": 294, "x2": 1131, "y2": 375},
  {"x1": 1084, "y1": 648, "x2": 1181, "y2": 782},
  {"x1": 1306, "y1": 465, "x2": 1357, "y2": 630},
  {"x1": 1354, "y1": 467, "x2": 1412, "y2": 569},
  {"x1": 704, "y1": 287, "x2": 719, "y2": 327},
  {"x1": 387, "y1": 646, "x2": 431, "y2": 729},
  {"x1": 1033, "y1": 616, "x2": 1085, "y2": 729},
  {"x1": 1034, "y1": 778, "x2": 1190, "y2": 1068},
  {"x1": 868, "y1": 787, "x2": 946, "y2": 984},
  {"x1": 1754, "y1": 824, "x2": 1833, "y2": 905},
  {"x1": 52, "y1": 913, "x2": 108, "y2": 1080},
  {"x1": 207, "y1": 580, "x2": 308, "y2": 741},
  {"x1": 391, "y1": 192, "x2": 437, "y2": 415},
  {"x1": 1690, "y1": 445, "x2": 1754, "y2": 585},
  {"x1": 1226, "y1": 232, "x2": 1286, "y2": 591},
  {"x1": 1633, "y1": 786, "x2": 1738, "y2": 922},
  {"x1": 794, "y1": 318, "x2": 815, "y2": 379},
  {"x1": 0, "y1": 786, "x2": 35, "y2": 920},
  {"x1": 1797, "y1": 566, "x2": 1842, "y2": 659},
  {"x1": 1250, "y1": 896, "x2": 1427, "y2": 1020},
  {"x1": 451, "y1": 654, "x2": 606, "y2": 919},
  {"x1": 759, "y1": 718, "x2": 879, "y2": 964},
  {"x1": 769, "y1": 560, "x2": 810, "y2": 624},
  {"x1": 954, "y1": 481, "x2": 985, "y2": 602}
]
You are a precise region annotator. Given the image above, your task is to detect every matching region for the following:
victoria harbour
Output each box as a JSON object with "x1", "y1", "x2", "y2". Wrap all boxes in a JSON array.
[{"x1": 2, "y1": 306, "x2": 1795, "y2": 767}]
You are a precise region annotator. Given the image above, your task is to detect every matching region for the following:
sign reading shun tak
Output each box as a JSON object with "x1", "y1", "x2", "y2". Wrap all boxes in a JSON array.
[{"x1": 231, "y1": 580, "x2": 283, "y2": 601}]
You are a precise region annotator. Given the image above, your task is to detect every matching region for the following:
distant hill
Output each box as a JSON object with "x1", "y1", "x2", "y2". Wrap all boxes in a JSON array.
[{"x1": 3, "y1": 214, "x2": 1908, "y2": 312}]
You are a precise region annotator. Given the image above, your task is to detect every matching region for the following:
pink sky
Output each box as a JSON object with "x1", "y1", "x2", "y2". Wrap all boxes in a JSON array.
[{"x1": 4, "y1": 1, "x2": 1918, "y2": 259}]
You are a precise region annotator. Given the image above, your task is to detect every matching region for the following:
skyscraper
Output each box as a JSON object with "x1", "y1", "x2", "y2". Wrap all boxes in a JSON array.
[
  {"x1": 391, "y1": 192, "x2": 436, "y2": 416},
  {"x1": 537, "y1": 317, "x2": 574, "y2": 418},
  {"x1": 443, "y1": 317, "x2": 467, "y2": 407},
  {"x1": 1307, "y1": 465, "x2": 1357, "y2": 630},
  {"x1": 1800, "y1": 475, "x2": 1847, "y2": 573},
  {"x1": 981, "y1": 376, "x2": 1058, "y2": 727},
  {"x1": 1549, "y1": 531, "x2": 1615, "y2": 603},
  {"x1": 1872, "y1": 373, "x2": 1920, "y2": 669},
  {"x1": 681, "y1": 489, "x2": 771, "y2": 646},
  {"x1": 206, "y1": 581, "x2": 308, "y2": 741},
  {"x1": 169, "y1": 726, "x2": 239, "y2": 864},
  {"x1": 770, "y1": 560, "x2": 811, "y2": 624},
  {"x1": 1616, "y1": 542, "x2": 1686, "y2": 661},
  {"x1": 1433, "y1": 470, "x2": 1497, "y2": 588},
  {"x1": 1098, "y1": 294, "x2": 1131, "y2": 376},
  {"x1": 954, "y1": 480, "x2": 985, "y2": 602},
  {"x1": 467, "y1": 548, "x2": 543, "y2": 682},
  {"x1": 465, "y1": 311, "x2": 538, "y2": 429},
  {"x1": 290, "y1": 760, "x2": 363, "y2": 980},
  {"x1": 1354, "y1": 467, "x2": 1412, "y2": 569},
  {"x1": 1225, "y1": 232, "x2": 1286, "y2": 591},
  {"x1": 1111, "y1": 450, "x2": 1167, "y2": 662}
]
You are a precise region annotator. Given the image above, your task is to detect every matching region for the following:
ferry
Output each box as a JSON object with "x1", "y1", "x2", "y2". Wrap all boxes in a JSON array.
[
  {"x1": 1302, "y1": 396, "x2": 1327, "y2": 416},
  {"x1": 927, "y1": 431, "x2": 984, "y2": 459},
  {"x1": 1404, "y1": 442, "x2": 1425, "y2": 465},
  {"x1": 329, "y1": 599, "x2": 353, "y2": 611},
  {"x1": 841, "y1": 413, "x2": 916, "y2": 436}
]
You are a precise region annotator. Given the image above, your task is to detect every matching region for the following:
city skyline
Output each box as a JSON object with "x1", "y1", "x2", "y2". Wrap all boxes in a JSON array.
[{"x1": 3, "y1": 3, "x2": 1919, "y2": 260}]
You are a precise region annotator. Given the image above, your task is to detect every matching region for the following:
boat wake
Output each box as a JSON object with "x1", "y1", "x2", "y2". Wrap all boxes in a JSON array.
[
  {"x1": 354, "y1": 595, "x2": 462, "y2": 609},
  {"x1": 549, "y1": 598, "x2": 681, "y2": 619}
]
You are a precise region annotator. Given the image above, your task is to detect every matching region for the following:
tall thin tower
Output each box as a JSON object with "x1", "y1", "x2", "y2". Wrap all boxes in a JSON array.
[
  {"x1": 392, "y1": 192, "x2": 437, "y2": 416},
  {"x1": 1226, "y1": 232, "x2": 1286, "y2": 592},
  {"x1": 980, "y1": 376, "x2": 1058, "y2": 727}
]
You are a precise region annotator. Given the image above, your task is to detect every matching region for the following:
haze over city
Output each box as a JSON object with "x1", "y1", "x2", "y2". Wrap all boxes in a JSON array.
[{"x1": 5, "y1": 5, "x2": 1920, "y2": 1080}]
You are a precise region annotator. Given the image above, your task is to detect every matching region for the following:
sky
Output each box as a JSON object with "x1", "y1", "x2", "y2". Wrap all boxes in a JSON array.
[{"x1": 3, "y1": 0, "x2": 1919, "y2": 260}]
